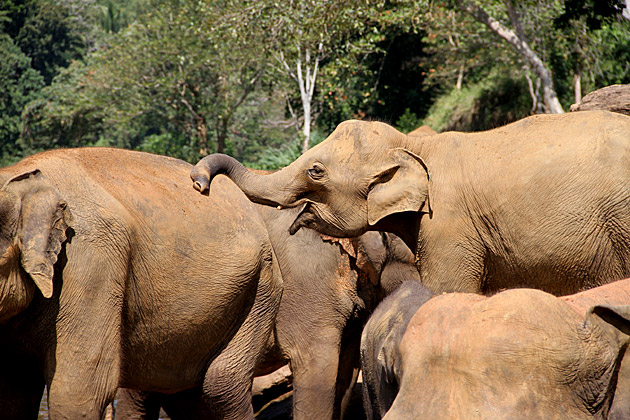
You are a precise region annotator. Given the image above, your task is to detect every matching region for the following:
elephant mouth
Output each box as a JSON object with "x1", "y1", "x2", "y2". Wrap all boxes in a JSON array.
[
  {"x1": 289, "y1": 202, "x2": 359, "y2": 238},
  {"x1": 289, "y1": 202, "x2": 319, "y2": 235}
]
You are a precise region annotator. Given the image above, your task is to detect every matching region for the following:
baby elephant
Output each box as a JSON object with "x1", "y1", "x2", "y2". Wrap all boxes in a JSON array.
[{"x1": 361, "y1": 279, "x2": 630, "y2": 420}]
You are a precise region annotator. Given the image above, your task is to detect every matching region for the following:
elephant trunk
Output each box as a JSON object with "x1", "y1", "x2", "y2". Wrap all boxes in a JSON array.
[{"x1": 191, "y1": 154, "x2": 301, "y2": 208}]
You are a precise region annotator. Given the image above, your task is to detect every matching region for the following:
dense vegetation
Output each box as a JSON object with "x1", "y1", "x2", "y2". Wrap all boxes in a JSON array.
[{"x1": 1, "y1": 0, "x2": 628, "y2": 167}]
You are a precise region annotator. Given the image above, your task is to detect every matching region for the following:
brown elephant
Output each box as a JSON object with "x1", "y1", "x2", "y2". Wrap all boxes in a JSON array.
[
  {"x1": 361, "y1": 278, "x2": 630, "y2": 419},
  {"x1": 115, "y1": 204, "x2": 421, "y2": 420},
  {"x1": 407, "y1": 125, "x2": 437, "y2": 137},
  {"x1": 190, "y1": 110, "x2": 630, "y2": 296},
  {"x1": 0, "y1": 148, "x2": 282, "y2": 419}
]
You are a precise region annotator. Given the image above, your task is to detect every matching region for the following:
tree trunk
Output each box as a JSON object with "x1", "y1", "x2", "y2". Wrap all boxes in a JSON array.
[
  {"x1": 455, "y1": 0, "x2": 564, "y2": 113},
  {"x1": 302, "y1": 100, "x2": 311, "y2": 153},
  {"x1": 456, "y1": 65, "x2": 464, "y2": 90},
  {"x1": 573, "y1": 72, "x2": 582, "y2": 105},
  {"x1": 216, "y1": 117, "x2": 228, "y2": 154},
  {"x1": 295, "y1": 43, "x2": 321, "y2": 154}
]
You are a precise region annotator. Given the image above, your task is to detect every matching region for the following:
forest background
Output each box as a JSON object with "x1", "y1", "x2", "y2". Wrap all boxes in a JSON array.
[{"x1": 1, "y1": 0, "x2": 629, "y2": 168}]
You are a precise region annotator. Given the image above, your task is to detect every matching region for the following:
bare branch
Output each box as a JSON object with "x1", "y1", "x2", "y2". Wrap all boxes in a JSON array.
[{"x1": 454, "y1": 0, "x2": 564, "y2": 113}]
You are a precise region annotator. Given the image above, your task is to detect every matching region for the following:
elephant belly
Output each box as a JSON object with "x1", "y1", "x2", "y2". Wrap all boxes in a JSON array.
[{"x1": 119, "y1": 246, "x2": 264, "y2": 391}]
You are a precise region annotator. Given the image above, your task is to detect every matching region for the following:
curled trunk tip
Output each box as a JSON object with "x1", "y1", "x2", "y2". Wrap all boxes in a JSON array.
[
  {"x1": 190, "y1": 154, "x2": 235, "y2": 193},
  {"x1": 190, "y1": 165, "x2": 210, "y2": 193}
]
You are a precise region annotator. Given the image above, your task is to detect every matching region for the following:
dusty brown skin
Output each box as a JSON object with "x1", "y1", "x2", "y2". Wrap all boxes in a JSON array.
[
  {"x1": 116, "y1": 205, "x2": 421, "y2": 420},
  {"x1": 570, "y1": 84, "x2": 630, "y2": 116},
  {"x1": 361, "y1": 282, "x2": 630, "y2": 420},
  {"x1": 407, "y1": 125, "x2": 437, "y2": 137},
  {"x1": 0, "y1": 148, "x2": 282, "y2": 419},
  {"x1": 561, "y1": 278, "x2": 630, "y2": 420},
  {"x1": 191, "y1": 111, "x2": 630, "y2": 295}
]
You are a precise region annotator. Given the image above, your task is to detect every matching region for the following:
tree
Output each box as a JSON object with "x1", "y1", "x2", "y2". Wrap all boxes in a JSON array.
[
  {"x1": 0, "y1": 33, "x2": 44, "y2": 165},
  {"x1": 268, "y1": 0, "x2": 382, "y2": 152},
  {"x1": 415, "y1": 0, "x2": 628, "y2": 119},
  {"x1": 552, "y1": 0, "x2": 627, "y2": 104},
  {"x1": 451, "y1": 0, "x2": 563, "y2": 113},
  {"x1": 24, "y1": 0, "x2": 274, "y2": 160},
  {"x1": 0, "y1": 0, "x2": 88, "y2": 163}
]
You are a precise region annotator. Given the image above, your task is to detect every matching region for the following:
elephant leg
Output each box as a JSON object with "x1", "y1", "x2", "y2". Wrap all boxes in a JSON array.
[
  {"x1": 114, "y1": 389, "x2": 161, "y2": 420},
  {"x1": 46, "y1": 268, "x2": 122, "y2": 419},
  {"x1": 198, "y1": 255, "x2": 283, "y2": 420},
  {"x1": 0, "y1": 348, "x2": 44, "y2": 419},
  {"x1": 289, "y1": 326, "x2": 345, "y2": 420},
  {"x1": 47, "y1": 342, "x2": 120, "y2": 420},
  {"x1": 419, "y1": 234, "x2": 486, "y2": 293}
]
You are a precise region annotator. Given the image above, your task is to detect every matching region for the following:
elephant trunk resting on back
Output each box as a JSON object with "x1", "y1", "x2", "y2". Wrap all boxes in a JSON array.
[
  {"x1": 115, "y1": 201, "x2": 421, "y2": 420},
  {"x1": 191, "y1": 110, "x2": 630, "y2": 296},
  {"x1": 0, "y1": 148, "x2": 282, "y2": 419},
  {"x1": 361, "y1": 278, "x2": 630, "y2": 420}
]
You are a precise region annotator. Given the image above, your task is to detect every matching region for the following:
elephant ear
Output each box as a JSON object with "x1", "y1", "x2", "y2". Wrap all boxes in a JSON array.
[
  {"x1": 367, "y1": 148, "x2": 431, "y2": 226},
  {"x1": 585, "y1": 304, "x2": 630, "y2": 342},
  {"x1": 2, "y1": 170, "x2": 73, "y2": 298}
]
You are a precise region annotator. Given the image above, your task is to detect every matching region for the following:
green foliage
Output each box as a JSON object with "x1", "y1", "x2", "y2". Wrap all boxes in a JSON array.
[
  {"x1": 3, "y1": 0, "x2": 630, "y2": 167},
  {"x1": 0, "y1": 33, "x2": 44, "y2": 165},
  {"x1": 421, "y1": 76, "x2": 531, "y2": 132},
  {"x1": 395, "y1": 108, "x2": 423, "y2": 134},
  {"x1": 96, "y1": 0, "x2": 150, "y2": 34},
  {"x1": 4, "y1": 0, "x2": 85, "y2": 85},
  {"x1": 23, "y1": 0, "x2": 275, "y2": 162}
]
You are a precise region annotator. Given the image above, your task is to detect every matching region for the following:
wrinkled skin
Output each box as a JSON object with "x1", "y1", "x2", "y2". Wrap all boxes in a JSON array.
[
  {"x1": 191, "y1": 111, "x2": 630, "y2": 295},
  {"x1": 116, "y1": 203, "x2": 421, "y2": 420},
  {"x1": 361, "y1": 281, "x2": 630, "y2": 419},
  {"x1": 0, "y1": 148, "x2": 282, "y2": 419}
]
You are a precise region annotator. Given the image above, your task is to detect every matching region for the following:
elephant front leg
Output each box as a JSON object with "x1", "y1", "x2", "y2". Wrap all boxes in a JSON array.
[
  {"x1": 114, "y1": 389, "x2": 161, "y2": 420},
  {"x1": 45, "y1": 303, "x2": 121, "y2": 417},
  {"x1": 45, "y1": 252, "x2": 124, "y2": 419},
  {"x1": 46, "y1": 346, "x2": 120, "y2": 420},
  {"x1": 418, "y1": 232, "x2": 486, "y2": 294},
  {"x1": 289, "y1": 327, "x2": 346, "y2": 420}
]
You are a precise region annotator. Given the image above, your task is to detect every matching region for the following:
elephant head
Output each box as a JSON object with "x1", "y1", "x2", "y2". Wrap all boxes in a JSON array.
[
  {"x1": 191, "y1": 120, "x2": 431, "y2": 242},
  {"x1": 0, "y1": 169, "x2": 72, "y2": 321}
]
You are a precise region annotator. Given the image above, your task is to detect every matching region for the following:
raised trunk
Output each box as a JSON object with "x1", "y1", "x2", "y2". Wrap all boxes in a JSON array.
[{"x1": 190, "y1": 154, "x2": 303, "y2": 208}]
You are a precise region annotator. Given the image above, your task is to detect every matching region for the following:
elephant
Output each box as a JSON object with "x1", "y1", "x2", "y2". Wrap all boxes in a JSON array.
[
  {"x1": 190, "y1": 110, "x2": 630, "y2": 296},
  {"x1": 407, "y1": 125, "x2": 437, "y2": 137},
  {"x1": 114, "y1": 203, "x2": 422, "y2": 420},
  {"x1": 359, "y1": 281, "x2": 434, "y2": 420},
  {"x1": 0, "y1": 147, "x2": 282, "y2": 419},
  {"x1": 360, "y1": 278, "x2": 630, "y2": 419}
]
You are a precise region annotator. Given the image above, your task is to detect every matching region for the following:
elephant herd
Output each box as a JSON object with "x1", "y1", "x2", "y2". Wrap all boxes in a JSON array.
[{"x1": 1, "y1": 110, "x2": 630, "y2": 419}]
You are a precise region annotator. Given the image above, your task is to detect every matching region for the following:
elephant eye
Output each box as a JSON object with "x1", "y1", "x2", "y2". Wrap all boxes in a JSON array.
[{"x1": 307, "y1": 164, "x2": 325, "y2": 180}]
